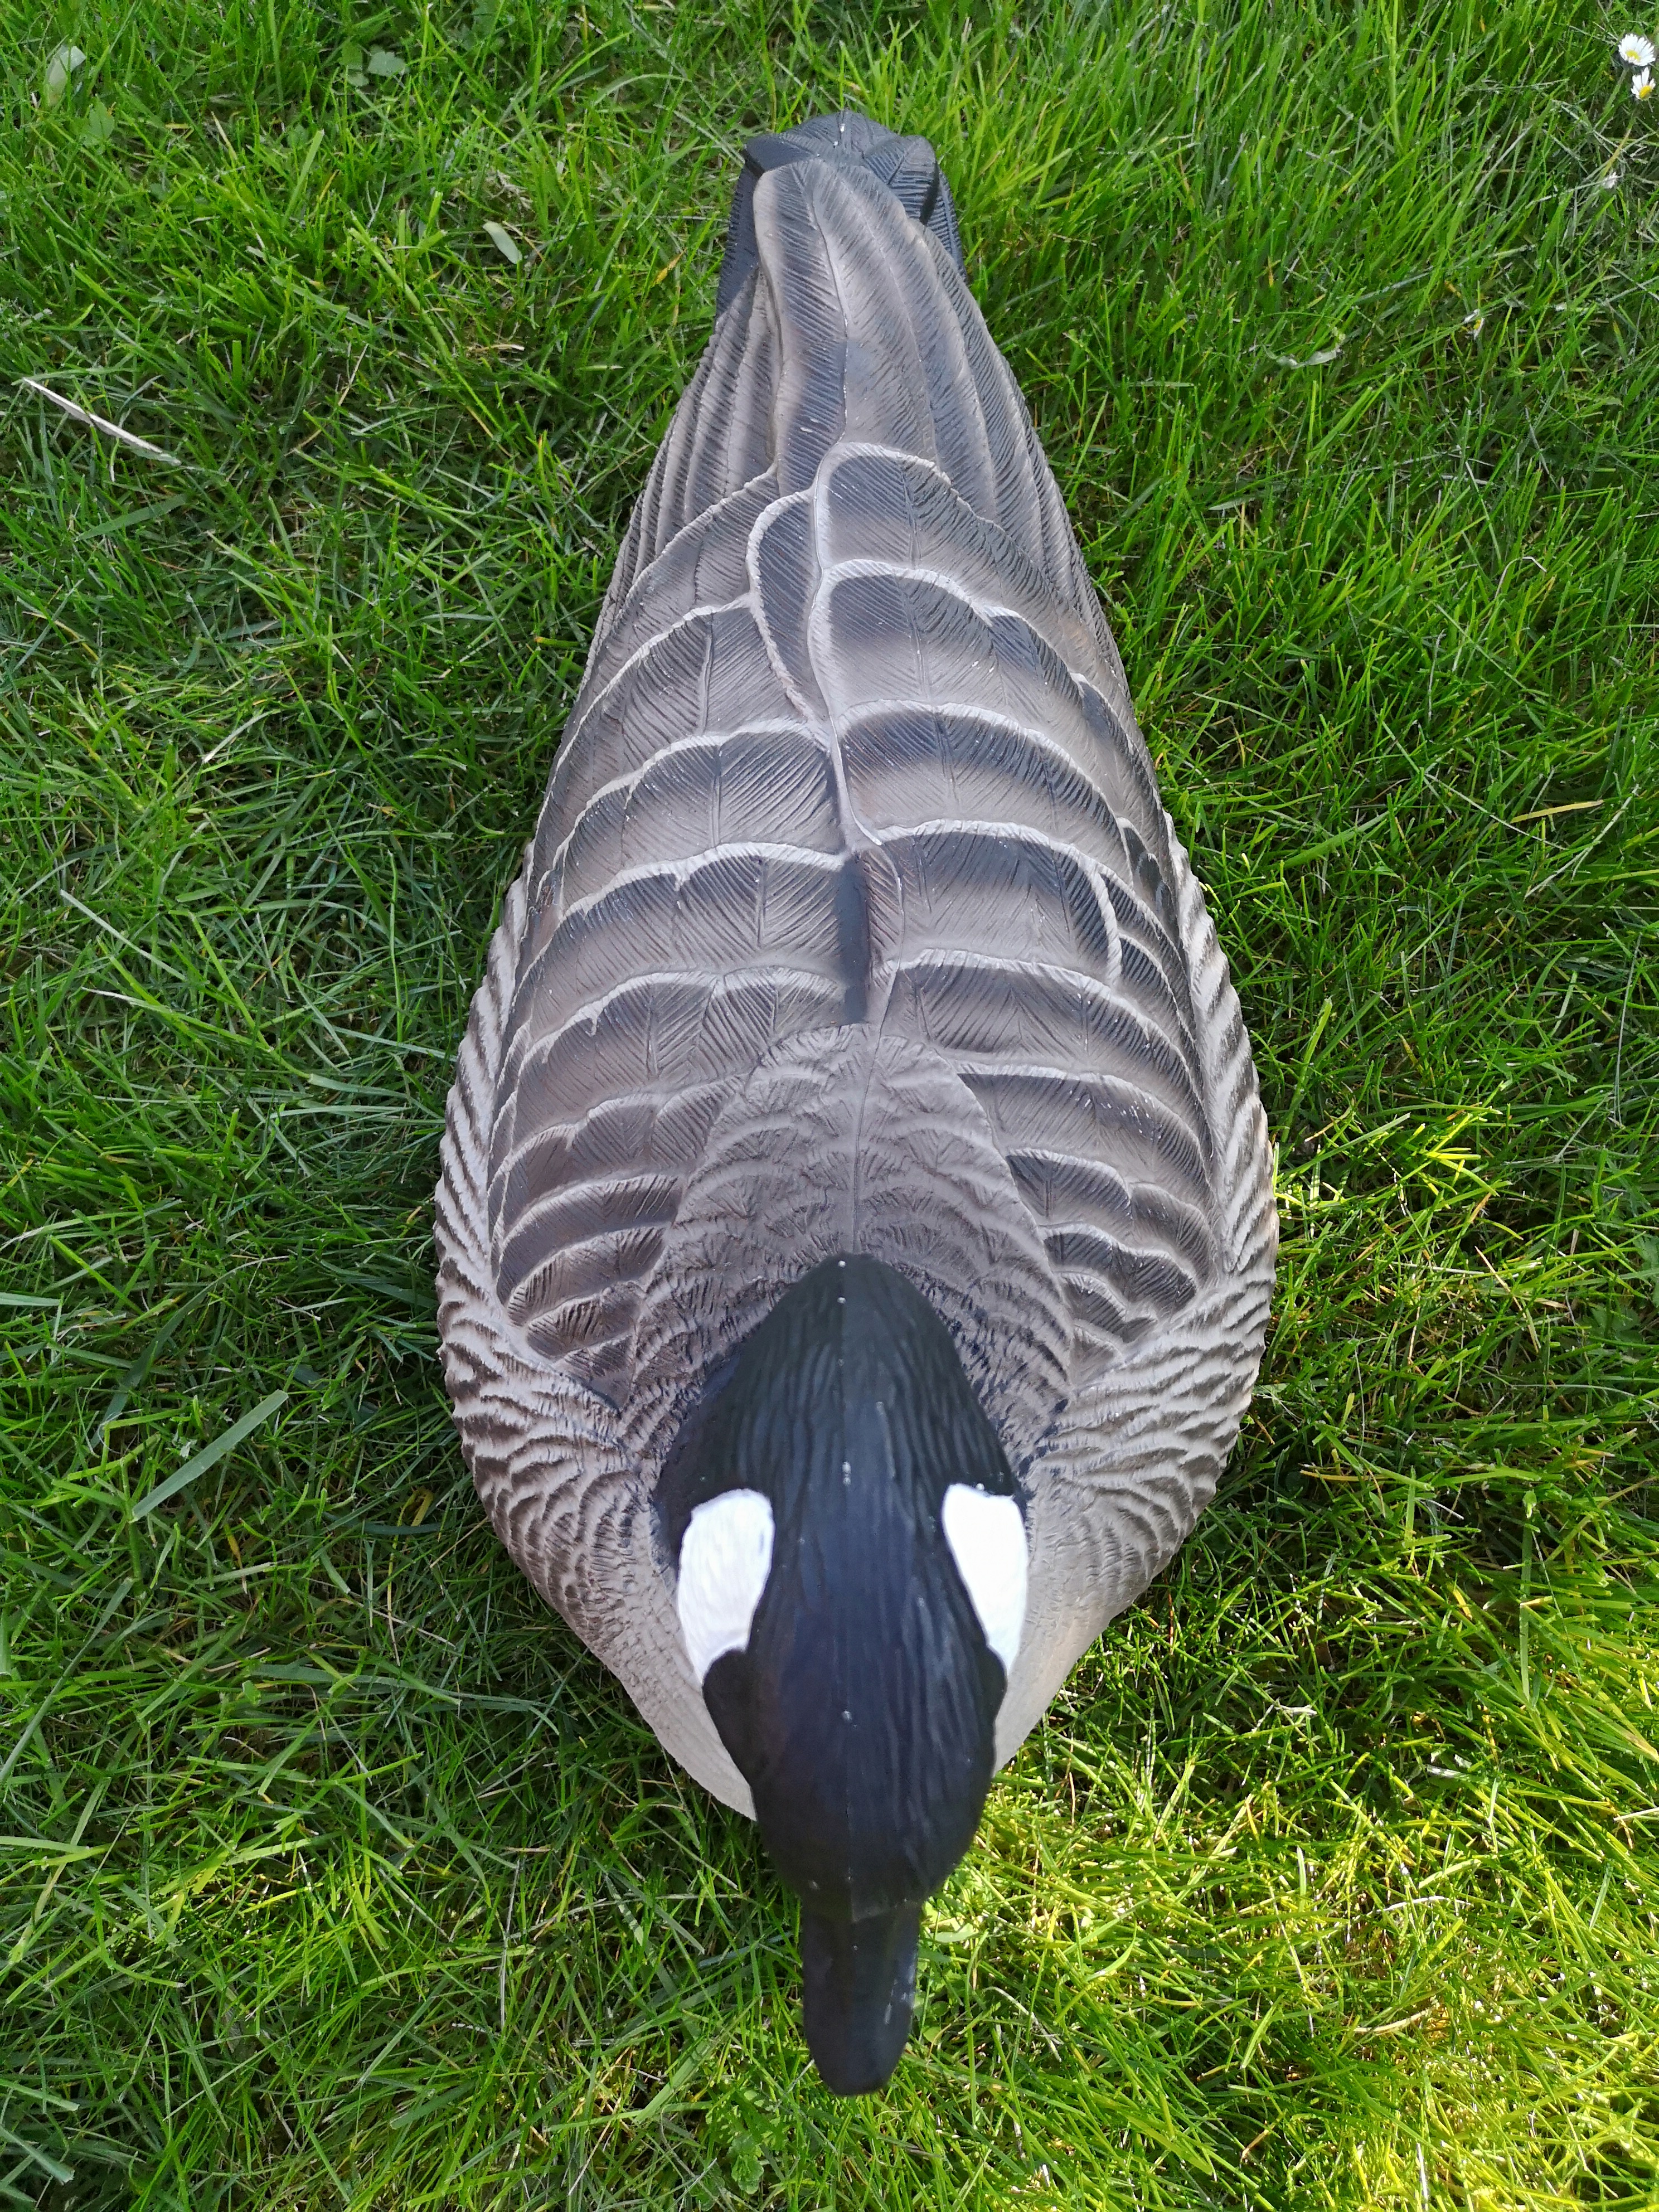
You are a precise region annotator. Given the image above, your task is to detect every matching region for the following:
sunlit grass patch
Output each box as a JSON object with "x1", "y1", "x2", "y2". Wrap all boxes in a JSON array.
[{"x1": 1, "y1": 0, "x2": 1656, "y2": 2205}]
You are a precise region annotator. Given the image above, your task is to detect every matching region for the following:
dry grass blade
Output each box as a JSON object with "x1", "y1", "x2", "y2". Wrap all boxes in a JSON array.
[{"x1": 16, "y1": 377, "x2": 183, "y2": 467}]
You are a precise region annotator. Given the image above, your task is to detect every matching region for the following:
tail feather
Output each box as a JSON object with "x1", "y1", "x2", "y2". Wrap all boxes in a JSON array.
[{"x1": 715, "y1": 108, "x2": 964, "y2": 318}]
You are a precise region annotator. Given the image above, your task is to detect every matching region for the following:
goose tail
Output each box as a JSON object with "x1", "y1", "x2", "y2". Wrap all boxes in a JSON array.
[{"x1": 715, "y1": 108, "x2": 964, "y2": 317}]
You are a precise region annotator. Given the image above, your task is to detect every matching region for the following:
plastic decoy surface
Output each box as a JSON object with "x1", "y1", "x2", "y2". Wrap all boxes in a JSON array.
[{"x1": 435, "y1": 109, "x2": 1277, "y2": 2097}]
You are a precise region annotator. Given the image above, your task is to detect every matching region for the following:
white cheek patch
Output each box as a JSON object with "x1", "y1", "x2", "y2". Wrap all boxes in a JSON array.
[
  {"x1": 941, "y1": 1485, "x2": 1027, "y2": 1675},
  {"x1": 676, "y1": 1489, "x2": 775, "y2": 1684}
]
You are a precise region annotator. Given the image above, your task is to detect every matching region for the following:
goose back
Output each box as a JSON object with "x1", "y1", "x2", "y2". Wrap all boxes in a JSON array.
[{"x1": 436, "y1": 127, "x2": 1276, "y2": 1813}]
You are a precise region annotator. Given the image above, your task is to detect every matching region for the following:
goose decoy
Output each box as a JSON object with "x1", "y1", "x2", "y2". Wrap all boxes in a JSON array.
[{"x1": 435, "y1": 109, "x2": 1276, "y2": 2096}]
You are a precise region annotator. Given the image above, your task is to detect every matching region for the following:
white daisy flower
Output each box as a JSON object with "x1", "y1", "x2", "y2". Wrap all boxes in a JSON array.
[
  {"x1": 1618, "y1": 32, "x2": 1655, "y2": 66},
  {"x1": 1603, "y1": 166, "x2": 1621, "y2": 187},
  {"x1": 1635, "y1": 65, "x2": 1656, "y2": 97}
]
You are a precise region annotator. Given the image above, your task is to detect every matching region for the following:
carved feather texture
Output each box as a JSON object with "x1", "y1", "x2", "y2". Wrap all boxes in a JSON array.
[{"x1": 435, "y1": 137, "x2": 1277, "y2": 1811}]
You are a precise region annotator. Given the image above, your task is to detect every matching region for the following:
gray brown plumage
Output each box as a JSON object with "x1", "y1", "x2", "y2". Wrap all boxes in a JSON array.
[{"x1": 435, "y1": 110, "x2": 1275, "y2": 2091}]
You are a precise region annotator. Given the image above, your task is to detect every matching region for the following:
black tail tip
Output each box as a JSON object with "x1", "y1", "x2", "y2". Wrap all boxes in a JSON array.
[
  {"x1": 800, "y1": 1902, "x2": 921, "y2": 2096},
  {"x1": 716, "y1": 109, "x2": 964, "y2": 318}
]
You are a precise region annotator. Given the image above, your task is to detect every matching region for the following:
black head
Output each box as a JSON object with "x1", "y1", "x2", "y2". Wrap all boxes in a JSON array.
[{"x1": 656, "y1": 1255, "x2": 1026, "y2": 2094}]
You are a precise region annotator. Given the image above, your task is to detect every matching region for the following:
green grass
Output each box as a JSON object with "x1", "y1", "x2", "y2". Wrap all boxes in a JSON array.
[{"x1": 2, "y1": 0, "x2": 1657, "y2": 2203}]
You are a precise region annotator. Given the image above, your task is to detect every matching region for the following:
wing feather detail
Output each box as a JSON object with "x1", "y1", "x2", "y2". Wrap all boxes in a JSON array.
[
  {"x1": 488, "y1": 148, "x2": 1269, "y2": 1385},
  {"x1": 435, "y1": 865, "x2": 756, "y2": 1815}
]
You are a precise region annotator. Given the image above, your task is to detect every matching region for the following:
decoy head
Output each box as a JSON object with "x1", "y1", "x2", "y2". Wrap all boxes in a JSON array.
[{"x1": 656, "y1": 1254, "x2": 1026, "y2": 2095}]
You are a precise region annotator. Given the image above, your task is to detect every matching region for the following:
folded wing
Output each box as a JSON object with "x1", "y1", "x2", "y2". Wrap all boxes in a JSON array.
[{"x1": 491, "y1": 153, "x2": 1256, "y2": 1409}]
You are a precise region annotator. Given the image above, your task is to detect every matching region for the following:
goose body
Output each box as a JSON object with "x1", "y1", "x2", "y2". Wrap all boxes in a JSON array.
[{"x1": 435, "y1": 111, "x2": 1276, "y2": 2093}]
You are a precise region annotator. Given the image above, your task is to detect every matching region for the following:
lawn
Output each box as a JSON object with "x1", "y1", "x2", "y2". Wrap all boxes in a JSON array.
[{"x1": 2, "y1": 0, "x2": 1657, "y2": 2204}]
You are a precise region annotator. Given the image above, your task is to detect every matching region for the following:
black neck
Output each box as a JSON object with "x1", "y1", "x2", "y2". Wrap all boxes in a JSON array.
[{"x1": 657, "y1": 1256, "x2": 1017, "y2": 2089}]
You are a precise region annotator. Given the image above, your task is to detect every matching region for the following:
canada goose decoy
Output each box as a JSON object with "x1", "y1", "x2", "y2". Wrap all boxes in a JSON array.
[{"x1": 436, "y1": 110, "x2": 1276, "y2": 2096}]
